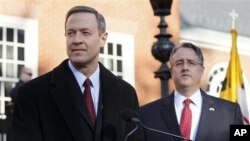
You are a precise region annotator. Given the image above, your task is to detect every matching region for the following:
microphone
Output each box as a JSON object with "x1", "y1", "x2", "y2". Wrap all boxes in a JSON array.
[
  {"x1": 121, "y1": 109, "x2": 140, "y2": 141},
  {"x1": 121, "y1": 109, "x2": 192, "y2": 141}
]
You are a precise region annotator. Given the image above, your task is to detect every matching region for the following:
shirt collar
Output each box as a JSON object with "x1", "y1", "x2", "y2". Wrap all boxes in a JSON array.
[
  {"x1": 174, "y1": 89, "x2": 202, "y2": 107},
  {"x1": 68, "y1": 60, "x2": 100, "y2": 89}
]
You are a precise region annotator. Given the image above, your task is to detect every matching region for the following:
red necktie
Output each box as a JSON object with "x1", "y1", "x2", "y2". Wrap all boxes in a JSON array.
[
  {"x1": 84, "y1": 78, "x2": 96, "y2": 125},
  {"x1": 180, "y1": 99, "x2": 192, "y2": 140}
]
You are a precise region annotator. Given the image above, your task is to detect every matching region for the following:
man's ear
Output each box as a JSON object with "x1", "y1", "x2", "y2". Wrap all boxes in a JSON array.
[
  {"x1": 201, "y1": 66, "x2": 205, "y2": 75},
  {"x1": 170, "y1": 67, "x2": 173, "y2": 74},
  {"x1": 169, "y1": 61, "x2": 173, "y2": 74},
  {"x1": 100, "y1": 32, "x2": 108, "y2": 47}
]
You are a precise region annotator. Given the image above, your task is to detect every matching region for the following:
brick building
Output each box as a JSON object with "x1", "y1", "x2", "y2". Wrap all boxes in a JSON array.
[{"x1": 0, "y1": 0, "x2": 249, "y2": 113}]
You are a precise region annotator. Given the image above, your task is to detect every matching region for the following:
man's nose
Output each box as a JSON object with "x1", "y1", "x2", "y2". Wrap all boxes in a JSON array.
[
  {"x1": 73, "y1": 32, "x2": 83, "y2": 43},
  {"x1": 182, "y1": 62, "x2": 189, "y2": 69}
]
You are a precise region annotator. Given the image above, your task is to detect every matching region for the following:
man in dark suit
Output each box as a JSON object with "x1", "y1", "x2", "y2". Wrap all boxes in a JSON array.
[
  {"x1": 139, "y1": 42, "x2": 243, "y2": 141},
  {"x1": 10, "y1": 5, "x2": 143, "y2": 141}
]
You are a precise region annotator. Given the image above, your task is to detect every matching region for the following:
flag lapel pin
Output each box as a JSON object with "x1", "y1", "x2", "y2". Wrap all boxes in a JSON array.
[{"x1": 209, "y1": 107, "x2": 215, "y2": 112}]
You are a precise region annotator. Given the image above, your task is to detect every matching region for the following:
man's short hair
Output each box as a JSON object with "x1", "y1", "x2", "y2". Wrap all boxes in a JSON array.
[
  {"x1": 170, "y1": 42, "x2": 204, "y2": 66},
  {"x1": 65, "y1": 5, "x2": 106, "y2": 35}
]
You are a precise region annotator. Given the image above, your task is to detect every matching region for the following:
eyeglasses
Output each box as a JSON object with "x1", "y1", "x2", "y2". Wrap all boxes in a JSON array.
[{"x1": 173, "y1": 60, "x2": 202, "y2": 68}]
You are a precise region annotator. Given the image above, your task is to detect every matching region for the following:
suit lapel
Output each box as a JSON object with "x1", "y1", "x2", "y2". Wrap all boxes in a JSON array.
[
  {"x1": 160, "y1": 94, "x2": 182, "y2": 137},
  {"x1": 195, "y1": 91, "x2": 216, "y2": 141},
  {"x1": 99, "y1": 63, "x2": 120, "y2": 139},
  {"x1": 49, "y1": 60, "x2": 94, "y2": 141},
  {"x1": 100, "y1": 63, "x2": 119, "y2": 121}
]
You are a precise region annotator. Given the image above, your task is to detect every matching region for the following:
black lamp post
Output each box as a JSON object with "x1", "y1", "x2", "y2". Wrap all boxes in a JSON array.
[{"x1": 149, "y1": 0, "x2": 175, "y2": 97}]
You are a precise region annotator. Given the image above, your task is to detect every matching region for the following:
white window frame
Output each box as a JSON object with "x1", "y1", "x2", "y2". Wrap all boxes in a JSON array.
[
  {"x1": 100, "y1": 31, "x2": 135, "y2": 86},
  {"x1": 0, "y1": 14, "x2": 38, "y2": 118},
  {"x1": 0, "y1": 14, "x2": 38, "y2": 80}
]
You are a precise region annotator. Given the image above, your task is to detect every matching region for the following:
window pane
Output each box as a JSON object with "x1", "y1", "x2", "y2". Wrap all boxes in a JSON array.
[
  {"x1": 0, "y1": 27, "x2": 2, "y2": 41},
  {"x1": 17, "y1": 64, "x2": 24, "y2": 77},
  {"x1": 117, "y1": 60, "x2": 122, "y2": 72},
  {"x1": 6, "y1": 63, "x2": 14, "y2": 78},
  {"x1": 18, "y1": 29, "x2": 25, "y2": 43},
  {"x1": 7, "y1": 28, "x2": 14, "y2": 42},
  {"x1": 5, "y1": 82, "x2": 14, "y2": 97},
  {"x1": 108, "y1": 43, "x2": 113, "y2": 55},
  {"x1": 108, "y1": 59, "x2": 113, "y2": 71},
  {"x1": 0, "y1": 45, "x2": 2, "y2": 58},
  {"x1": 0, "y1": 63, "x2": 2, "y2": 77},
  {"x1": 117, "y1": 44, "x2": 122, "y2": 56},
  {"x1": 100, "y1": 47, "x2": 104, "y2": 54},
  {"x1": 18, "y1": 47, "x2": 25, "y2": 61},
  {"x1": 7, "y1": 45, "x2": 14, "y2": 60}
]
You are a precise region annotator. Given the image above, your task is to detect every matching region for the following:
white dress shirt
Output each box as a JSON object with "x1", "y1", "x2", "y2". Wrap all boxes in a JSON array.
[
  {"x1": 174, "y1": 89, "x2": 203, "y2": 141},
  {"x1": 68, "y1": 61, "x2": 100, "y2": 115}
]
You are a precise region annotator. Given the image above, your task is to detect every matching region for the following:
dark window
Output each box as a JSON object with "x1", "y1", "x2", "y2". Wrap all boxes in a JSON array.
[
  {"x1": 0, "y1": 27, "x2": 2, "y2": 41},
  {"x1": 117, "y1": 60, "x2": 122, "y2": 72},
  {"x1": 17, "y1": 64, "x2": 24, "y2": 77},
  {"x1": 117, "y1": 44, "x2": 122, "y2": 56},
  {"x1": 7, "y1": 28, "x2": 14, "y2": 42},
  {"x1": 18, "y1": 47, "x2": 25, "y2": 61},
  {"x1": 18, "y1": 29, "x2": 25, "y2": 43},
  {"x1": 100, "y1": 47, "x2": 104, "y2": 54},
  {"x1": 108, "y1": 43, "x2": 113, "y2": 55},
  {"x1": 0, "y1": 63, "x2": 2, "y2": 76}
]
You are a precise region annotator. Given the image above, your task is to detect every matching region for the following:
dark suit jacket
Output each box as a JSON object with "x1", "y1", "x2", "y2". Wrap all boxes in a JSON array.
[
  {"x1": 10, "y1": 59, "x2": 142, "y2": 141},
  {"x1": 139, "y1": 90, "x2": 243, "y2": 141},
  {"x1": 10, "y1": 80, "x2": 25, "y2": 103}
]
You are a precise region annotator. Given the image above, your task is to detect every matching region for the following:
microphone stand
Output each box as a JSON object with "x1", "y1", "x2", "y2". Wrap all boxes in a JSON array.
[
  {"x1": 124, "y1": 119, "x2": 139, "y2": 141},
  {"x1": 139, "y1": 122, "x2": 191, "y2": 141},
  {"x1": 120, "y1": 109, "x2": 191, "y2": 141},
  {"x1": 133, "y1": 118, "x2": 191, "y2": 141}
]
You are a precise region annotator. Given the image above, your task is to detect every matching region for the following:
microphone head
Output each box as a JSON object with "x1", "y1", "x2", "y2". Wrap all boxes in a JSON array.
[{"x1": 120, "y1": 109, "x2": 138, "y2": 122}]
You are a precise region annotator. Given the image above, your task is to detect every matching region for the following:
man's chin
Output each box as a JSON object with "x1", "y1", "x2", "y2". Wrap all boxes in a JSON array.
[
  {"x1": 70, "y1": 57, "x2": 84, "y2": 62},
  {"x1": 179, "y1": 81, "x2": 192, "y2": 87},
  {"x1": 69, "y1": 58, "x2": 87, "y2": 65}
]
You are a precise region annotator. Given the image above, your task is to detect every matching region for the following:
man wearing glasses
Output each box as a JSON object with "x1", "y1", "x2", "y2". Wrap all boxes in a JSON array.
[{"x1": 139, "y1": 42, "x2": 243, "y2": 141}]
